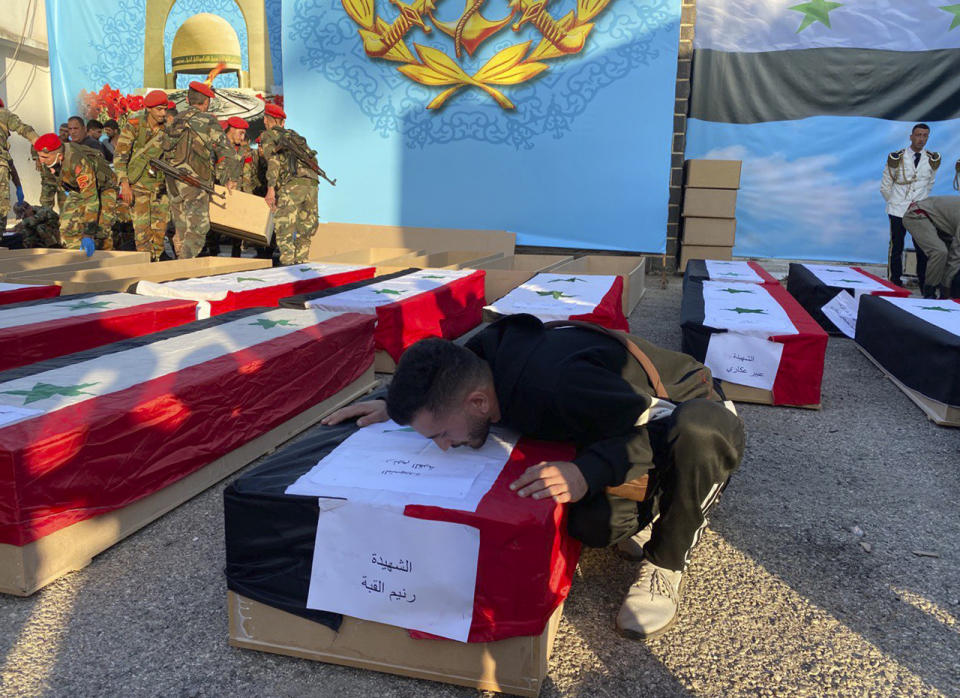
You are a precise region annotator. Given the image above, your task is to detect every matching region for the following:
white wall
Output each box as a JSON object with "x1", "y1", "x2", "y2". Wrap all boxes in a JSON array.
[{"x1": 1, "y1": 0, "x2": 54, "y2": 220}]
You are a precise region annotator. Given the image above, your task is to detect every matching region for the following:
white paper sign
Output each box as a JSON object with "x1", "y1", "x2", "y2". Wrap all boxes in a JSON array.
[
  {"x1": 286, "y1": 421, "x2": 518, "y2": 513},
  {"x1": 704, "y1": 331, "x2": 784, "y2": 390},
  {"x1": 306, "y1": 501, "x2": 480, "y2": 642},
  {"x1": 821, "y1": 290, "x2": 859, "y2": 338},
  {"x1": 0, "y1": 404, "x2": 43, "y2": 428},
  {"x1": 305, "y1": 450, "x2": 484, "y2": 498}
]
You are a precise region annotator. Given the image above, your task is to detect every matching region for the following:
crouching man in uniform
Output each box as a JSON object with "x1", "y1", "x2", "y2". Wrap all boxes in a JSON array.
[
  {"x1": 35, "y1": 133, "x2": 117, "y2": 250},
  {"x1": 324, "y1": 314, "x2": 745, "y2": 639}
]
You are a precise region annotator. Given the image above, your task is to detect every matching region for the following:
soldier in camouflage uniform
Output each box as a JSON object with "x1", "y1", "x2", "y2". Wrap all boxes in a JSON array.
[
  {"x1": 115, "y1": 90, "x2": 170, "y2": 261},
  {"x1": 260, "y1": 103, "x2": 319, "y2": 265},
  {"x1": 0, "y1": 99, "x2": 39, "y2": 225},
  {"x1": 160, "y1": 81, "x2": 238, "y2": 259},
  {"x1": 34, "y1": 133, "x2": 117, "y2": 250},
  {"x1": 214, "y1": 116, "x2": 262, "y2": 257}
]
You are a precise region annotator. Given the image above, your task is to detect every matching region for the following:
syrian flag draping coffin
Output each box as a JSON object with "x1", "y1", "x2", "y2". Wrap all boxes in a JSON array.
[
  {"x1": 681, "y1": 279, "x2": 827, "y2": 406},
  {"x1": 682, "y1": 260, "x2": 779, "y2": 291},
  {"x1": 786, "y1": 263, "x2": 909, "y2": 336},
  {"x1": 0, "y1": 282, "x2": 61, "y2": 306},
  {"x1": 135, "y1": 263, "x2": 376, "y2": 319},
  {"x1": 856, "y1": 296, "x2": 960, "y2": 426},
  {"x1": 224, "y1": 420, "x2": 581, "y2": 644},
  {"x1": 482, "y1": 273, "x2": 628, "y2": 330},
  {"x1": 281, "y1": 268, "x2": 487, "y2": 361},
  {"x1": 0, "y1": 292, "x2": 199, "y2": 373},
  {"x1": 0, "y1": 308, "x2": 376, "y2": 550}
]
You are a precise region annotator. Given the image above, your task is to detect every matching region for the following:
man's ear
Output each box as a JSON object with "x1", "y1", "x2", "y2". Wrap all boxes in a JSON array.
[{"x1": 464, "y1": 388, "x2": 490, "y2": 416}]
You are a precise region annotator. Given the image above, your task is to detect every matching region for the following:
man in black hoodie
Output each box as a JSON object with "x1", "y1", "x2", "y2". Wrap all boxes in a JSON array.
[{"x1": 324, "y1": 314, "x2": 745, "y2": 638}]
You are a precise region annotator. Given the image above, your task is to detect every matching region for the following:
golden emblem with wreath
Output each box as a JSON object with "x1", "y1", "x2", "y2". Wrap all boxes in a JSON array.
[{"x1": 342, "y1": 0, "x2": 613, "y2": 109}]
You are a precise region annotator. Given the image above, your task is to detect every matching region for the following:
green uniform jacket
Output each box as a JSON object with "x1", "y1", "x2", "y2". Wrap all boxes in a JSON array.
[
  {"x1": 56, "y1": 143, "x2": 116, "y2": 228},
  {"x1": 114, "y1": 111, "x2": 165, "y2": 188},
  {"x1": 0, "y1": 108, "x2": 38, "y2": 165},
  {"x1": 260, "y1": 126, "x2": 319, "y2": 189},
  {"x1": 162, "y1": 106, "x2": 240, "y2": 184}
]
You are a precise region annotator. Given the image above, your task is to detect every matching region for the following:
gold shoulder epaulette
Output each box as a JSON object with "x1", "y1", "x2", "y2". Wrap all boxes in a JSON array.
[
  {"x1": 928, "y1": 151, "x2": 941, "y2": 170},
  {"x1": 887, "y1": 149, "x2": 903, "y2": 168}
]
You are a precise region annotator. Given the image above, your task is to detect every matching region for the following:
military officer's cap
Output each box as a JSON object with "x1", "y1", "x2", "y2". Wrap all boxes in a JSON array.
[
  {"x1": 144, "y1": 90, "x2": 168, "y2": 108},
  {"x1": 264, "y1": 103, "x2": 286, "y2": 120},
  {"x1": 34, "y1": 133, "x2": 63, "y2": 153},
  {"x1": 188, "y1": 81, "x2": 215, "y2": 99}
]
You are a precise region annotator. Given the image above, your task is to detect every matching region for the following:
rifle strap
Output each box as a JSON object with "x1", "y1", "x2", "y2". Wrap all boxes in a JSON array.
[{"x1": 127, "y1": 127, "x2": 165, "y2": 183}]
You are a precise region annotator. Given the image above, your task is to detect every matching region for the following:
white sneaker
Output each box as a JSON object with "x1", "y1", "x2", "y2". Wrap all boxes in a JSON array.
[{"x1": 615, "y1": 560, "x2": 683, "y2": 640}]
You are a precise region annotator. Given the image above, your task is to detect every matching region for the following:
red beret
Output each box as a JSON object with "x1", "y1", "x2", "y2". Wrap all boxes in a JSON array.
[
  {"x1": 227, "y1": 116, "x2": 249, "y2": 130},
  {"x1": 167, "y1": 101, "x2": 176, "y2": 110},
  {"x1": 264, "y1": 103, "x2": 286, "y2": 119},
  {"x1": 188, "y1": 81, "x2": 215, "y2": 99},
  {"x1": 34, "y1": 133, "x2": 63, "y2": 153},
  {"x1": 144, "y1": 90, "x2": 168, "y2": 108}
]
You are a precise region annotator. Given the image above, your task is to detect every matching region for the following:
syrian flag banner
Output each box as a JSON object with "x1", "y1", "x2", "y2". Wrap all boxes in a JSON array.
[
  {"x1": 0, "y1": 292, "x2": 198, "y2": 373},
  {"x1": 135, "y1": 263, "x2": 376, "y2": 319},
  {"x1": 787, "y1": 263, "x2": 910, "y2": 335},
  {"x1": 282, "y1": 269, "x2": 487, "y2": 361},
  {"x1": 224, "y1": 418, "x2": 581, "y2": 643},
  {"x1": 856, "y1": 296, "x2": 960, "y2": 408},
  {"x1": 681, "y1": 279, "x2": 828, "y2": 405},
  {"x1": 684, "y1": 260, "x2": 779, "y2": 287},
  {"x1": 0, "y1": 282, "x2": 61, "y2": 307},
  {"x1": 0, "y1": 308, "x2": 376, "y2": 546},
  {"x1": 483, "y1": 273, "x2": 629, "y2": 330}
]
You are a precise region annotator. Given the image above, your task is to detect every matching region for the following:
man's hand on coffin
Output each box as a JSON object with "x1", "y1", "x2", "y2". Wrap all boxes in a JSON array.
[
  {"x1": 321, "y1": 399, "x2": 388, "y2": 427},
  {"x1": 510, "y1": 461, "x2": 588, "y2": 503}
]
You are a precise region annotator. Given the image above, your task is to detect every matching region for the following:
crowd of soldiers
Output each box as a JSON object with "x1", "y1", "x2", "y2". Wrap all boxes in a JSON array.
[{"x1": 2, "y1": 80, "x2": 321, "y2": 265}]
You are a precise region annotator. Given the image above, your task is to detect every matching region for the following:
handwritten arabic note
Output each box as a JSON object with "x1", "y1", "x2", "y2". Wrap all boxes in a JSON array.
[
  {"x1": 704, "y1": 331, "x2": 784, "y2": 391},
  {"x1": 821, "y1": 290, "x2": 859, "y2": 338},
  {"x1": 305, "y1": 451, "x2": 484, "y2": 498},
  {"x1": 306, "y1": 500, "x2": 480, "y2": 642}
]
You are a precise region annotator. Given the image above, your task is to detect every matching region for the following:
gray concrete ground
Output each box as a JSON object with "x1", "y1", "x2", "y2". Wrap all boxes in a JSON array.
[{"x1": 1, "y1": 265, "x2": 959, "y2": 697}]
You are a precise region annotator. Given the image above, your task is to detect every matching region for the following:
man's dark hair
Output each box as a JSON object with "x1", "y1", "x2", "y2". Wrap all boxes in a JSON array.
[
  {"x1": 86, "y1": 119, "x2": 103, "y2": 130},
  {"x1": 103, "y1": 119, "x2": 119, "y2": 129},
  {"x1": 913, "y1": 123, "x2": 930, "y2": 133},
  {"x1": 187, "y1": 90, "x2": 208, "y2": 106},
  {"x1": 386, "y1": 338, "x2": 490, "y2": 425},
  {"x1": 166, "y1": 106, "x2": 178, "y2": 114},
  {"x1": 67, "y1": 115, "x2": 84, "y2": 126}
]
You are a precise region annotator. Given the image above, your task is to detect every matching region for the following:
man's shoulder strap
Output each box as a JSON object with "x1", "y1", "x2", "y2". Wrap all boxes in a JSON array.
[
  {"x1": 927, "y1": 151, "x2": 941, "y2": 170},
  {"x1": 888, "y1": 149, "x2": 904, "y2": 169},
  {"x1": 542, "y1": 320, "x2": 669, "y2": 399}
]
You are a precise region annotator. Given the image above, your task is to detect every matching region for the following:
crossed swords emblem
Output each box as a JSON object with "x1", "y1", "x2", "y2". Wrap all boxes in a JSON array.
[{"x1": 344, "y1": 0, "x2": 611, "y2": 108}]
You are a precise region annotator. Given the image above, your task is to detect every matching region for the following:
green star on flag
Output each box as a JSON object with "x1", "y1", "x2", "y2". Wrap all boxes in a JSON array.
[
  {"x1": 2, "y1": 381, "x2": 99, "y2": 405},
  {"x1": 839, "y1": 279, "x2": 863, "y2": 284},
  {"x1": 941, "y1": 4, "x2": 960, "y2": 30},
  {"x1": 719, "y1": 288, "x2": 754, "y2": 294},
  {"x1": 298, "y1": 267, "x2": 316, "y2": 273},
  {"x1": 384, "y1": 426, "x2": 417, "y2": 432},
  {"x1": 420, "y1": 275, "x2": 447, "y2": 279},
  {"x1": 726, "y1": 307, "x2": 767, "y2": 314},
  {"x1": 249, "y1": 318, "x2": 296, "y2": 329},
  {"x1": 536, "y1": 290, "x2": 577, "y2": 299},
  {"x1": 64, "y1": 300, "x2": 114, "y2": 310},
  {"x1": 235, "y1": 277, "x2": 266, "y2": 283},
  {"x1": 920, "y1": 305, "x2": 957, "y2": 312},
  {"x1": 790, "y1": 0, "x2": 843, "y2": 32},
  {"x1": 372, "y1": 288, "x2": 406, "y2": 295},
  {"x1": 548, "y1": 277, "x2": 586, "y2": 283}
]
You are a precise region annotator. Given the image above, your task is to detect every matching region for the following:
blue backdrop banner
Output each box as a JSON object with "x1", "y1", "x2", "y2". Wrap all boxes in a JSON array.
[{"x1": 282, "y1": 0, "x2": 681, "y2": 251}]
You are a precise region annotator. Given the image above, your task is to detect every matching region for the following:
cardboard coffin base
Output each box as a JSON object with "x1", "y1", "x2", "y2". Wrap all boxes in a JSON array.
[
  {"x1": 0, "y1": 367, "x2": 377, "y2": 596},
  {"x1": 720, "y1": 380, "x2": 821, "y2": 410},
  {"x1": 857, "y1": 345, "x2": 960, "y2": 427},
  {"x1": 227, "y1": 592, "x2": 561, "y2": 698}
]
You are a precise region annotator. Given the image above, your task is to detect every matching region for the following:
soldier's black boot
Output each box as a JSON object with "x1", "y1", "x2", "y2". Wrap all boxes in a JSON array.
[
  {"x1": 922, "y1": 285, "x2": 938, "y2": 299},
  {"x1": 940, "y1": 285, "x2": 954, "y2": 300}
]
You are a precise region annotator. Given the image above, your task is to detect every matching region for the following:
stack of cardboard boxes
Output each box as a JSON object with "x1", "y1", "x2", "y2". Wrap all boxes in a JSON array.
[{"x1": 678, "y1": 159, "x2": 742, "y2": 271}]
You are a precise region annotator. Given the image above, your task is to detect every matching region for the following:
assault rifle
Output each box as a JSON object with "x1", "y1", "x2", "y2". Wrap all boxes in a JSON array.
[
  {"x1": 148, "y1": 158, "x2": 225, "y2": 200},
  {"x1": 276, "y1": 133, "x2": 337, "y2": 187}
]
